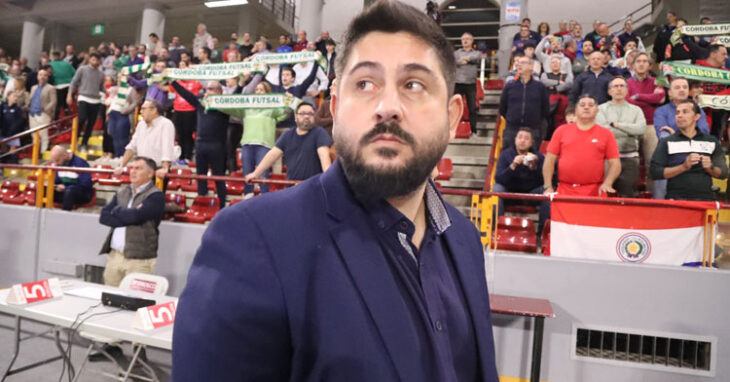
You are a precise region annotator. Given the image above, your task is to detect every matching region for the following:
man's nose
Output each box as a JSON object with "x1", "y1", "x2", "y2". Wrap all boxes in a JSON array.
[{"x1": 374, "y1": 84, "x2": 404, "y2": 124}]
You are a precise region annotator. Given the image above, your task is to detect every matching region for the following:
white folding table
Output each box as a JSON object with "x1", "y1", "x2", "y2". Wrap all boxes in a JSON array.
[{"x1": 0, "y1": 279, "x2": 175, "y2": 381}]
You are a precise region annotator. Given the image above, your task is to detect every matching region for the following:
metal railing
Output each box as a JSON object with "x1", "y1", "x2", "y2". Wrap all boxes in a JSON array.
[
  {"x1": 0, "y1": 114, "x2": 78, "y2": 164},
  {"x1": 256, "y1": 0, "x2": 296, "y2": 28},
  {"x1": 608, "y1": 2, "x2": 653, "y2": 35}
]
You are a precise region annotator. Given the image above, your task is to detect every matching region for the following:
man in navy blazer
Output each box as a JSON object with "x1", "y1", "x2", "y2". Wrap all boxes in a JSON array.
[{"x1": 173, "y1": 1, "x2": 500, "y2": 381}]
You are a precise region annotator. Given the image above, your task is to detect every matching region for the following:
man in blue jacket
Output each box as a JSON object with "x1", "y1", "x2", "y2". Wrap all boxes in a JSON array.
[
  {"x1": 570, "y1": 50, "x2": 612, "y2": 105},
  {"x1": 499, "y1": 53, "x2": 550, "y2": 151},
  {"x1": 173, "y1": 1, "x2": 500, "y2": 381},
  {"x1": 48, "y1": 145, "x2": 93, "y2": 210}
]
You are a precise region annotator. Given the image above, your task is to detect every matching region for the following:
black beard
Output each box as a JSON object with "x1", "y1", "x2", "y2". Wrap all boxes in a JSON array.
[{"x1": 336, "y1": 120, "x2": 448, "y2": 201}]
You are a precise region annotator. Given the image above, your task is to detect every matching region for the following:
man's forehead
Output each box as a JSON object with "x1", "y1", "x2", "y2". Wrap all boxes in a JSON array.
[{"x1": 344, "y1": 31, "x2": 441, "y2": 74}]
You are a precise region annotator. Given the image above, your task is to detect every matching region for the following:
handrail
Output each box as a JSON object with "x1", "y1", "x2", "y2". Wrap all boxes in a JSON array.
[
  {"x1": 4, "y1": 164, "x2": 728, "y2": 210},
  {"x1": 0, "y1": 163, "x2": 300, "y2": 187},
  {"x1": 607, "y1": 2, "x2": 653, "y2": 34},
  {"x1": 482, "y1": 115, "x2": 505, "y2": 191},
  {"x1": 0, "y1": 114, "x2": 76, "y2": 146}
]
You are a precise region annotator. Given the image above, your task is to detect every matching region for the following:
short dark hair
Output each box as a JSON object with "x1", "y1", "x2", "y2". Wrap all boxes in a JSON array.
[
  {"x1": 577, "y1": 94, "x2": 598, "y2": 105},
  {"x1": 281, "y1": 66, "x2": 296, "y2": 78},
  {"x1": 295, "y1": 102, "x2": 315, "y2": 113},
  {"x1": 145, "y1": 99, "x2": 165, "y2": 115},
  {"x1": 522, "y1": 18, "x2": 531, "y2": 23},
  {"x1": 700, "y1": 17, "x2": 711, "y2": 23},
  {"x1": 709, "y1": 44, "x2": 726, "y2": 55},
  {"x1": 688, "y1": 80, "x2": 703, "y2": 89},
  {"x1": 523, "y1": 41, "x2": 536, "y2": 49},
  {"x1": 565, "y1": 104, "x2": 576, "y2": 116},
  {"x1": 517, "y1": 127, "x2": 533, "y2": 139},
  {"x1": 52, "y1": 51, "x2": 61, "y2": 58},
  {"x1": 149, "y1": 33, "x2": 159, "y2": 39},
  {"x1": 609, "y1": 75, "x2": 627, "y2": 86},
  {"x1": 133, "y1": 156, "x2": 157, "y2": 172},
  {"x1": 670, "y1": 76, "x2": 689, "y2": 87},
  {"x1": 335, "y1": 0, "x2": 456, "y2": 96},
  {"x1": 325, "y1": 38, "x2": 336, "y2": 46},
  {"x1": 634, "y1": 52, "x2": 651, "y2": 63},
  {"x1": 200, "y1": 47, "x2": 211, "y2": 57},
  {"x1": 678, "y1": 18, "x2": 688, "y2": 24},
  {"x1": 89, "y1": 52, "x2": 101, "y2": 60},
  {"x1": 676, "y1": 98, "x2": 701, "y2": 115}
]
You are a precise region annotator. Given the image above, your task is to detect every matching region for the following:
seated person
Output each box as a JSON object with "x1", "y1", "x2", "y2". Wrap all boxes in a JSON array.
[
  {"x1": 48, "y1": 145, "x2": 93, "y2": 210},
  {"x1": 493, "y1": 128, "x2": 549, "y2": 234}
]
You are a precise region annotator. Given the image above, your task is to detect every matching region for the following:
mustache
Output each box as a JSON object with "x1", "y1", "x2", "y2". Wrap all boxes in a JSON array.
[{"x1": 360, "y1": 121, "x2": 415, "y2": 146}]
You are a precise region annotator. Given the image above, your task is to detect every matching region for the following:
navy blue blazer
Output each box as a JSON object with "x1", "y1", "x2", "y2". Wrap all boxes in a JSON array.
[{"x1": 173, "y1": 162, "x2": 499, "y2": 381}]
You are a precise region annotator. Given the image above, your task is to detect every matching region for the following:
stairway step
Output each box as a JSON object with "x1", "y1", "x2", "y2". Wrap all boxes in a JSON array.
[
  {"x1": 439, "y1": 178, "x2": 484, "y2": 189},
  {"x1": 446, "y1": 155, "x2": 489, "y2": 166},
  {"x1": 452, "y1": 136, "x2": 491, "y2": 145},
  {"x1": 478, "y1": 108, "x2": 498, "y2": 116},
  {"x1": 444, "y1": 144, "x2": 491, "y2": 158}
]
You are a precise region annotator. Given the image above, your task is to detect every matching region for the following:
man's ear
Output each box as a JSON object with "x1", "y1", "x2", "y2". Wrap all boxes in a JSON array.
[{"x1": 447, "y1": 93, "x2": 464, "y2": 141}]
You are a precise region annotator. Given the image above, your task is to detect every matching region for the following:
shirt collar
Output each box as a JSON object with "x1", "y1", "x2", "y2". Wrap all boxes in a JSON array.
[
  {"x1": 361, "y1": 180, "x2": 452, "y2": 236},
  {"x1": 133, "y1": 181, "x2": 152, "y2": 195}
]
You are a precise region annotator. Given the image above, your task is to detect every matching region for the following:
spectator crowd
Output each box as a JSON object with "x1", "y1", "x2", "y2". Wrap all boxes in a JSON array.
[{"x1": 496, "y1": 13, "x2": 729, "y2": 207}]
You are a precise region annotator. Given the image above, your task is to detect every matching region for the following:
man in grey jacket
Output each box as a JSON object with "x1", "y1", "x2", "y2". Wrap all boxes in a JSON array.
[
  {"x1": 454, "y1": 32, "x2": 483, "y2": 137},
  {"x1": 99, "y1": 156, "x2": 165, "y2": 287},
  {"x1": 67, "y1": 52, "x2": 105, "y2": 151},
  {"x1": 596, "y1": 76, "x2": 646, "y2": 197}
]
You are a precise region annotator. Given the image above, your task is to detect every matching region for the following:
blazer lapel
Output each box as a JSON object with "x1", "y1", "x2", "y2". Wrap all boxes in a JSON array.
[
  {"x1": 443, "y1": 228, "x2": 499, "y2": 381},
  {"x1": 320, "y1": 162, "x2": 419, "y2": 380}
]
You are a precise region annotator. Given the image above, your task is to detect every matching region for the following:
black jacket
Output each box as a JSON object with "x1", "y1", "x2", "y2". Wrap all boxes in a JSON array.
[
  {"x1": 570, "y1": 69, "x2": 612, "y2": 105},
  {"x1": 498, "y1": 76, "x2": 549, "y2": 130}
]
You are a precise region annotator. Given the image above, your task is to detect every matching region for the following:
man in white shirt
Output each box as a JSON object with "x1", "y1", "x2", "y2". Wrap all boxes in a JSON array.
[{"x1": 114, "y1": 100, "x2": 175, "y2": 179}]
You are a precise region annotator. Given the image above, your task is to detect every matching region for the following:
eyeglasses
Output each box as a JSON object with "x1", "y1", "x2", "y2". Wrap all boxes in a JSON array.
[{"x1": 296, "y1": 112, "x2": 315, "y2": 116}]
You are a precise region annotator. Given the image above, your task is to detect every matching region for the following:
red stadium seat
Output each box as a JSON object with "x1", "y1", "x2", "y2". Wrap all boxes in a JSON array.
[
  {"x1": 226, "y1": 181, "x2": 244, "y2": 195},
  {"x1": 164, "y1": 193, "x2": 187, "y2": 220},
  {"x1": 0, "y1": 181, "x2": 21, "y2": 203},
  {"x1": 268, "y1": 173, "x2": 288, "y2": 192},
  {"x1": 166, "y1": 168, "x2": 193, "y2": 191},
  {"x1": 436, "y1": 158, "x2": 453, "y2": 181},
  {"x1": 180, "y1": 180, "x2": 198, "y2": 192},
  {"x1": 4, "y1": 183, "x2": 34, "y2": 205},
  {"x1": 174, "y1": 196, "x2": 220, "y2": 224},
  {"x1": 456, "y1": 121, "x2": 471, "y2": 139},
  {"x1": 229, "y1": 198, "x2": 244, "y2": 206},
  {"x1": 90, "y1": 164, "x2": 112, "y2": 183},
  {"x1": 97, "y1": 169, "x2": 130, "y2": 186},
  {"x1": 496, "y1": 216, "x2": 537, "y2": 253},
  {"x1": 484, "y1": 79, "x2": 504, "y2": 90}
]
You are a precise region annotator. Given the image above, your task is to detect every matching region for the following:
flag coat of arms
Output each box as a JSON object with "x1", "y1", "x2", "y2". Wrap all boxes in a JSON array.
[{"x1": 549, "y1": 199, "x2": 716, "y2": 265}]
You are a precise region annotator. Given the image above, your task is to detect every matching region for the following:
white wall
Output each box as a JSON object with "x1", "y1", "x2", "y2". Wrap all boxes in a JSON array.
[{"x1": 526, "y1": 0, "x2": 649, "y2": 34}]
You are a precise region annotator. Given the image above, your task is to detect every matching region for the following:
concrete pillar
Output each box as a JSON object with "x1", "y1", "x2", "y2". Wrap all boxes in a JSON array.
[
  {"x1": 20, "y1": 17, "x2": 45, "y2": 70},
  {"x1": 238, "y1": 5, "x2": 263, "y2": 40},
  {"x1": 497, "y1": 0, "x2": 528, "y2": 77},
  {"x1": 298, "y1": 0, "x2": 323, "y2": 41},
  {"x1": 46, "y1": 23, "x2": 69, "y2": 56},
  {"x1": 139, "y1": 3, "x2": 166, "y2": 49}
]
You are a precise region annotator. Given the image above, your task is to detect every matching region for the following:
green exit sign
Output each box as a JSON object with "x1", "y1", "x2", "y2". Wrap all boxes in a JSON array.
[{"x1": 92, "y1": 24, "x2": 105, "y2": 36}]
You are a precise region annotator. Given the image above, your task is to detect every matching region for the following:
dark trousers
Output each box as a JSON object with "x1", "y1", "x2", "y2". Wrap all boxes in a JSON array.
[
  {"x1": 53, "y1": 186, "x2": 92, "y2": 211},
  {"x1": 107, "y1": 111, "x2": 131, "y2": 157},
  {"x1": 77, "y1": 101, "x2": 101, "y2": 147},
  {"x1": 100, "y1": 110, "x2": 114, "y2": 154},
  {"x1": 613, "y1": 157, "x2": 639, "y2": 198},
  {"x1": 54, "y1": 87, "x2": 70, "y2": 119},
  {"x1": 502, "y1": 124, "x2": 543, "y2": 153},
  {"x1": 195, "y1": 141, "x2": 227, "y2": 207},
  {"x1": 709, "y1": 110, "x2": 727, "y2": 140},
  {"x1": 226, "y1": 122, "x2": 243, "y2": 173},
  {"x1": 174, "y1": 111, "x2": 197, "y2": 160},
  {"x1": 455, "y1": 83, "x2": 478, "y2": 134}
]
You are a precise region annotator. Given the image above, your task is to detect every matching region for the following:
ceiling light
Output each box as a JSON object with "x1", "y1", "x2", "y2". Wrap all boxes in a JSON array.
[
  {"x1": 204, "y1": 0, "x2": 248, "y2": 8},
  {"x1": 448, "y1": 5, "x2": 456, "y2": 9}
]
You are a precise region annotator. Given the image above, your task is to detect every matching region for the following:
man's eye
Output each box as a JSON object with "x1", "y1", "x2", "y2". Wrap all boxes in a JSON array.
[
  {"x1": 357, "y1": 81, "x2": 375, "y2": 91},
  {"x1": 405, "y1": 81, "x2": 425, "y2": 92}
]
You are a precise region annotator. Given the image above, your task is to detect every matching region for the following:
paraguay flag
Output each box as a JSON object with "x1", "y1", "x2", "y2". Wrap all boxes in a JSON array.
[{"x1": 549, "y1": 198, "x2": 717, "y2": 266}]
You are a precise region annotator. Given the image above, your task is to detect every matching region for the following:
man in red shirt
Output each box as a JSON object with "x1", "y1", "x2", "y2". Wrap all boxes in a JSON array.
[
  {"x1": 543, "y1": 94, "x2": 621, "y2": 196},
  {"x1": 695, "y1": 44, "x2": 729, "y2": 138},
  {"x1": 292, "y1": 30, "x2": 309, "y2": 52}
]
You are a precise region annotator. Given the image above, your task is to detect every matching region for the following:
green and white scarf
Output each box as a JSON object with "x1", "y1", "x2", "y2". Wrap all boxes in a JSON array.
[
  {"x1": 114, "y1": 59, "x2": 152, "y2": 108},
  {"x1": 252, "y1": 51, "x2": 327, "y2": 71},
  {"x1": 681, "y1": 23, "x2": 730, "y2": 36},
  {"x1": 160, "y1": 61, "x2": 268, "y2": 81},
  {"x1": 697, "y1": 95, "x2": 730, "y2": 111},
  {"x1": 717, "y1": 36, "x2": 730, "y2": 47},
  {"x1": 656, "y1": 61, "x2": 730, "y2": 87},
  {"x1": 203, "y1": 93, "x2": 301, "y2": 111}
]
